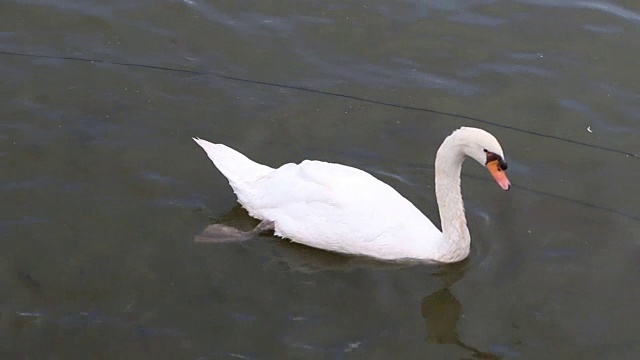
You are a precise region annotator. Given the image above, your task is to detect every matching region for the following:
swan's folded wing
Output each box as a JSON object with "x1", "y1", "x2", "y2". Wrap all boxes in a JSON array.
[{"x1": 239, "y1": 160, "x2": 441, "y2": 259}]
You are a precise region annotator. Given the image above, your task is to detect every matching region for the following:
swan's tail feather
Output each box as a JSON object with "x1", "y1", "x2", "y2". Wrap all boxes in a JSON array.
[{"x1": 193, "y1": 138, "x2": 273, "y2": 185}]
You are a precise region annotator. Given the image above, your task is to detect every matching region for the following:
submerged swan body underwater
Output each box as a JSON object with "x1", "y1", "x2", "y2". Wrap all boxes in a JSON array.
[{"x1": 193, "y1": 127, "x2": 510, "y2": 263}]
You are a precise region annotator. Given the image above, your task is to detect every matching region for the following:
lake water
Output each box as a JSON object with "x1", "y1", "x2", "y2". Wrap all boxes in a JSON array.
[{"x1": 2, "y1": 0, "x2": 640, "y2": 358}]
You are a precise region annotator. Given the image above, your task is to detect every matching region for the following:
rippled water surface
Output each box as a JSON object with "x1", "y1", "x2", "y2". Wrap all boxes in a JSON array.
[{"x1": 2, "y1": 0, "x2": 640, "y2": 358}]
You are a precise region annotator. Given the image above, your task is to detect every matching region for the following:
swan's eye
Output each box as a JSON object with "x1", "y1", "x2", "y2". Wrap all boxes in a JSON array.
[
  {"x1": 483, "y1": 149, "x2": 488, "y2": 153},
  {"x1": 485, "y1": 151, "x2": 508, "y2": 171},
  {"x1": 485, "y1": 151, "x2": 499, "y2": 164}
]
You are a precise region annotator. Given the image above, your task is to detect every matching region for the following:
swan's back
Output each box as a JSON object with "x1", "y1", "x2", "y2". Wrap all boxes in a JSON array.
[
  {"x1": 250, "y1": 160, "x2": 442, "y2": 259},
  {"x1": 194, "y1": 138, "x2": 442, "y2": 260}
]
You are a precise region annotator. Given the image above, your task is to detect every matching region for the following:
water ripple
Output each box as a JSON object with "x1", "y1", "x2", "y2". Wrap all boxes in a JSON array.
[
  {"x1": 299, "y1": 51, "x2": 480, "y2": 95},
  {"x1": 462, "y1": 62, "x2": 554, "y2": 77},
  {"x1": 448, "y1": 12, "x2": 507, "y2": 26},
  {"x1": 519, "y1": 0, "x2": 640, "y2": 23}
]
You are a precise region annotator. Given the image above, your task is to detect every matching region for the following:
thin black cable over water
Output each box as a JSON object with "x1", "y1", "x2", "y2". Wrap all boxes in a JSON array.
[
  {"x1": 1, "y1": 50, "x2": 638, "y2": 159},
  {"x1": 2, "y1": 49, "x2": 639, "y2": 222}
]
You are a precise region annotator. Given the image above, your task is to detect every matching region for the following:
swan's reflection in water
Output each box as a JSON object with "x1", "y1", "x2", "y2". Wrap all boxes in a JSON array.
[
  {"x1": 196, "y1": 207, "x2": 501, "y2": 358},
  {"x1": 421, "y1": 287, "x2": 500, "y2": 359}
]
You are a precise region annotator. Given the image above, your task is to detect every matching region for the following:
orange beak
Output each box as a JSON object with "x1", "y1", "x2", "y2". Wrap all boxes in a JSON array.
[{"x1": 487, "y1": 160, "x2": 511, "y2": 191}]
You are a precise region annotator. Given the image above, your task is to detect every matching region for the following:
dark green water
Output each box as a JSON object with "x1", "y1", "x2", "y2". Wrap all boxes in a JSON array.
[{"x1": 2, "y1": 0, "x2": 640, "y2": 358}]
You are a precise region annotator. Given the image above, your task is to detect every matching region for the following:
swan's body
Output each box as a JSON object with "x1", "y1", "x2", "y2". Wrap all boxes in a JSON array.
[{"x1": 193, "y1": 127, "x2": 510, "y2": 263}]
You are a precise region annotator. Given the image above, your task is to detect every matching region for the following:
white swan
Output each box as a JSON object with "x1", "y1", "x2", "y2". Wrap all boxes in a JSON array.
[{"x1": 193, "y1": 127, "x2": 510, "y2": 263}]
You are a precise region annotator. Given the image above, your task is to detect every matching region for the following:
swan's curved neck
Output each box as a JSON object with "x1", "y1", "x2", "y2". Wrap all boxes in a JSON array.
[{"x1": 433, "y1": 135, "x2": 469, "y2": 262}]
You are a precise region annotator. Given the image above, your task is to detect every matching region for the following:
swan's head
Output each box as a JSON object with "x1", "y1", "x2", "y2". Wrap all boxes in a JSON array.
[{"x1": 453, "y1": 127, "x2": 511, "y2": 191}]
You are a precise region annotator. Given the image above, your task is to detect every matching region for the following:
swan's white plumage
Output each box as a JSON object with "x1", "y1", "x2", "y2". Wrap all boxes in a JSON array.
[{"x1": 193, "y1": 127, "x2": 509, "y2": 263}]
